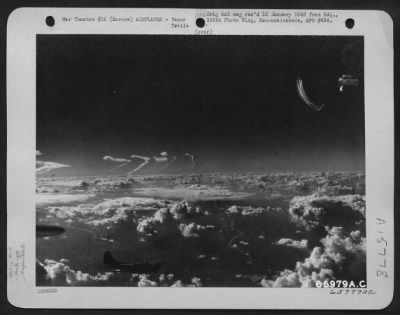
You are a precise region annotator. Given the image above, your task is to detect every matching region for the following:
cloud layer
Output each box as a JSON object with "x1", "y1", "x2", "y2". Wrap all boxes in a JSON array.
[
  {"x1": 36, "y1": 193, "x2": 96, "y2": 207},
  {"x1": 36, "y1": 171, "x2": 366, "y2": 287}
]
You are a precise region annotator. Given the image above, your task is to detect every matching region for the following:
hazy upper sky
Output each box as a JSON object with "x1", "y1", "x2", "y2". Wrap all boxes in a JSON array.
[{"x1": 37, "y1": 35, "x2": 364, "y2": 176}]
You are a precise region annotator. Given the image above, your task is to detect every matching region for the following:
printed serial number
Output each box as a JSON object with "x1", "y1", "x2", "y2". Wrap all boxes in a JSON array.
[
  {"x1": 316, "y1": 280, "x2": 366, "y2": 288},
  {"x1": 329, "y1": 289, "x2": 376, "y2": 295}
]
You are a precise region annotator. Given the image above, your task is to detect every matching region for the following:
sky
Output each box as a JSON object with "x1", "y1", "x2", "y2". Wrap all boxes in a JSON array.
[{"x1": 37, "y1": 35, "x2": 364, "y2": 176}]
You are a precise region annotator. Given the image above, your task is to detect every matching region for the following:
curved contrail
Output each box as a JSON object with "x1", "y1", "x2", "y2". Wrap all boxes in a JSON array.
[{"x1": 296, "y1": 77, "x2": 325, "y2": 111}]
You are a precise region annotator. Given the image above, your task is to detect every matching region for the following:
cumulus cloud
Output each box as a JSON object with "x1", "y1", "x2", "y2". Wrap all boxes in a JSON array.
[
  {"x1": 39, "y1": 259, "x2": 115, "y2": 286},
  {"x1": 137, "y1": 274, "x2": 158, "y2": 287},
  {"x1": 261, "y1": 226, "x2": 365, "y2": 288},
  {"x1": 179, "y1": 222, "x2": 215, "y2": 238},
  {"x1": 46, "y1": 197, "x2": 171, "y2": 227},
  {"x1": 166, "y1": 277, "x2": 203, "y2": 287},
  {"x1": 129, "y1": 273, "x2": 202, "y2": 287},
  {"x1": 36, "y1": 150, "x2": 42, "y2": 156},
  {"x1": 289, "y1": 194, "x2": 365, "y2": 230},
  {"x1": 191, "y1": 277, "x2": 202, "y2": 286},
  {"x1": 103, "y1": 155, "x2": 131, "y2": 163},
  {"x1": 321, "y1": 227, "x2": 365, "y2": 265},
  {"x1": 169, "y1": 200, "x2": 200, "y2": 219},
  {"x1": 135, "y1": 200, "x2": 216, "y2": 238},
  {"x1": 136, "y1": 217, "x2": 158, "y2": 234},
  {"x1": 170, "y1": 280, "x2": 193, "y2": 287},
  {"x1": 36, "y1": 160, "x2": 71, "y2": 175},
  {"x1": 275, "y1": 238, "x2": 308, "y2": 249},
  {"x1": 226, "y1": 205, "x2": 278, "y2": 216},
  {"x1": 136, "y1": 201, "x2": 203, "y2": 234}
]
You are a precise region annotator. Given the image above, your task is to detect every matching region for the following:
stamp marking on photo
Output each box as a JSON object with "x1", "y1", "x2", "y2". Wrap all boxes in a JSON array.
[{"x1": 7, "y1": 8, "x2": 394, "y2": 309}]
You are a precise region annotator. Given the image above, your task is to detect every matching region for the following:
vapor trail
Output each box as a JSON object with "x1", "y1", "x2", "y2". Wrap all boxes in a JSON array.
[
  {"x1": 35, "y1": 150, "x2": 71, "y2": 174},
  {"x1": 102, "y1": 162, "x2": 132, "y2": 175},
  {"x1": 114, "y1": 162, "x2": 130, "y2": 169},
  {"x1": 36, "y1": 161, "x2": 71, "y2": 175},
  {"x1": 184, "y1": 152, "x2": 197, "y2": 169},
  {"x1": 102, "y1": 155, "x2": 132, "y2": 175},
  {"x1": 160, "y1": 155, "x2": 176, "y2": 170},
  {"x1": 128, "y1": 152, "x2": 175, "y2": 176},
  {"x1": 128, "y1": 155, "x2": 152, "y2": 176},
  {"x1": 296, "y1": 77, "x2": 325, "y2": 111},
  {"x1": 103, "y1": 156, "x2": 131, "y2": 163}
]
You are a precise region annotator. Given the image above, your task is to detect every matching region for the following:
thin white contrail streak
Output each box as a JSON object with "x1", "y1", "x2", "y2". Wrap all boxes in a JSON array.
[
  {"x1": 102, "y1": 155, "x2": 131, "y2": 174},
  {"x1": 296, "y1": 77, "x2": 325, "y2": 111},
  {"x1": 103, "y1": 155, "x2": 131, "y2": 163},
  {"x1": 36, "y1": 161, "x2": 71, "y2": 175},
  {"x1": 127, "y1": 155, "x2": 152, "y2": 177},
  {"x1": 128, "y1": 153, "x2": 177, "y2": 176},
  {"x1": 114, "y1": 162, "x2": 130, "y2": 169},
  {"x1": 160, "y1": 156, "x2": 176, "y2": 170},
  {"x1": 101, "y1": 161, "x2": 131, "y2": 175}
]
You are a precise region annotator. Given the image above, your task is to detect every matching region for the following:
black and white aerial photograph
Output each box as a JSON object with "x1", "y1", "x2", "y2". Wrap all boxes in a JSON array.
[{"x1": 36, "y1": 35, "x2": 366, "y2": 288}]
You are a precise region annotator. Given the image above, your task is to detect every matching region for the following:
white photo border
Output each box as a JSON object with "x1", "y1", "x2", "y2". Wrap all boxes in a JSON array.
[{"x1": 7, "y1": 8, "x2": 394, "y2": 309}]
